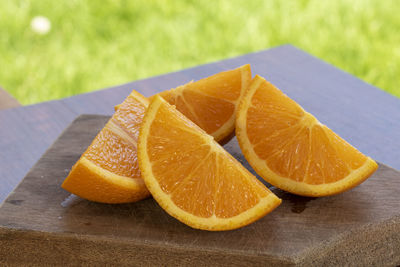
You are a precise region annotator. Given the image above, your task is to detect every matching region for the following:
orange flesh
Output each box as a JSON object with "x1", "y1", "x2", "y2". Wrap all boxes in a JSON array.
[
  {"x1": 62, "y1": 90, "x2": 150, "y2": 204},
  {"x1": 147, "y1": 103, "x2": 271, "y2": 218},
  {"x1": 180, "y1": 90, "x2": 235, "y2": 134},
  {"x1": 82, "y1": 93, "x2": 147, "y2": 179},
  {"x1": 247, "y1": 80, "x2": 368, "y2": 185},
  {"x1": 157, "y1": 65, "x2": 250, "y2": 140},
  {"x1": 184, "y1": 67, "x2": 242, "y2": 101},
  {"x1": 84, "y1": 128, "x2": 140, "y2": 178},
  {"x1": 113, "y1": 94, "x2": 147, "y2": 141}
]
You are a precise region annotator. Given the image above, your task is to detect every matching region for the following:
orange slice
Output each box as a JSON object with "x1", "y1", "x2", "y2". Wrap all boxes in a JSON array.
[
  {"x1": 138, "y1": 95, "x2": 281, "y2": 231},
  {"x1": 236, "y1": 75, "x2": 378, "y2": 197},
  {"x1": 62, "y1": 90, "x2": 150, "y2": 203},
  {"x1": 154, "y1": 64, "x2": 251, "y2": 144}
]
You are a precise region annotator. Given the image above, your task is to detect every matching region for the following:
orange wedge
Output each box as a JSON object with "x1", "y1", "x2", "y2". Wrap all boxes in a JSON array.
[
  {"x1": 236, "y1": 75, "x2": 378, "y2": 197},
  {"x1": 62, "y1": 90, "x2": 150, "y2": 203},
  {"x1": 138, "y1": 95, "x2": 281, "y2": 231},
  {"x1": 154, "y1": 64, "x2": 251, "y2": 144}
]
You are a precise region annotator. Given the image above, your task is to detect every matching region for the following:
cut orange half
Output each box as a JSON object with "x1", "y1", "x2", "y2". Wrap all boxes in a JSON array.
[
  {"x1": 236, "y1": 75, "x2": 378, "y2": 197},
  {"x1": 62, "y1": 90, "x2": 150, "y2": 203},
  {"x1": 138, "y1": 95, "x2": 281, "y2": 231},
  {"x1": 153, "y1": 64, "x2": 251, "y2": 144}
]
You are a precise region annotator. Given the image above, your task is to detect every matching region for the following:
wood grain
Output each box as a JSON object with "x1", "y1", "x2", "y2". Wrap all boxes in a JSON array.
[
  {"x1": 1, "y1": 45, "x2": 400, "y2": 204},
  {"x1": 1, "y1": 115, "x2": 399, "y2": 266},
  {"x1": 0, "y1": 87, "x2": 20, "y2": 110}
]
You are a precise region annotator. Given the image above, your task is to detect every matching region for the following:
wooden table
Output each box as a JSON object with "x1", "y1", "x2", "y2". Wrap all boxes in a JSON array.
[{"x1": 1, "y1": 45, "x2": 400, "y2": 266}]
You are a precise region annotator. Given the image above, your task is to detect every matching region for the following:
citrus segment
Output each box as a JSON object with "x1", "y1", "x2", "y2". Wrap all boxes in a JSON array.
[
  {"x1": 83, "y1": 126, "x2": 139, "y2": 178},
  {"x1": 113, "y1": 90, "x2": 148, "y2": 139},
  {"x1": 62, "y1": 90, "x2": 150, "y2": 203},
  {"x1": 138, "y1": 95, "x2": 281, "y2": 231},
  {"x1": 236, "y1": 75, "x2": 378, "y2": 197},
  {"x1": 154, "y1": 64, "x2": 251, "y2": 143}
]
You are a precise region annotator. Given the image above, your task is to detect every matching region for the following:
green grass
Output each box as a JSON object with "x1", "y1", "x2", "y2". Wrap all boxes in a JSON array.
[{"x1": 1, "y1": 0, "x2": 399, "y2": 105}]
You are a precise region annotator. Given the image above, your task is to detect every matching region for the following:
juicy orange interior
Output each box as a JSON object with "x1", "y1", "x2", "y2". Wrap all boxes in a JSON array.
[
  {"x1": 83, "y1": 92, "x2": 147, "y2": 178},
  {"x1": 184, "y1": 67, "x2": 243, "y2": 102},
  {"x1": 157, "y1": 66, "x2": 247, "y2": 136},
  {"x1": 178, "y1": 90, "x2": 234, "y2": 133},
  {"x1": 147, "y1": 103, "x2": 270, "y2": 218},
  {"x1": 84, "y1": 127, "x2": 140, "y2": 178},
  {"x1": 113, "y1": 94, "x2": 147, "y2": 142},
  {"x1": 247, "y1": 80, "x2": 367, "y2": 185}
]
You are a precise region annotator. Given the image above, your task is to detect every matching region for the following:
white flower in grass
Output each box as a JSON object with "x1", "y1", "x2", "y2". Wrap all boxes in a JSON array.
[{"x1": 31, "y1": 16, "x2": 51, "y2": 35}]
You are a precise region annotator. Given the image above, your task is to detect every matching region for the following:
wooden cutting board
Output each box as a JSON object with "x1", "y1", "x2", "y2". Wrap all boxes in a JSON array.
[{"x1": 1, "y1": 114, "x2": 399, "y2": 266}]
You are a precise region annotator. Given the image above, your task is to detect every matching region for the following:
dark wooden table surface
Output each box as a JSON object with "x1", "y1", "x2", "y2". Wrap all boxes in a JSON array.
[{"x1": 0, "y1": 45, "x2": 399, "y2": 204}]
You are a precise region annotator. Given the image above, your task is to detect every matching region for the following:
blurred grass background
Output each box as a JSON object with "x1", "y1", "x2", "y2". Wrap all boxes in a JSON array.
[{"x1": 1, "y1": 0, "x2": 399, "y2": 105}]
